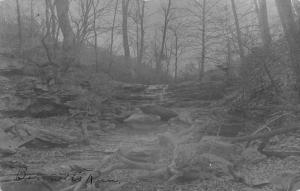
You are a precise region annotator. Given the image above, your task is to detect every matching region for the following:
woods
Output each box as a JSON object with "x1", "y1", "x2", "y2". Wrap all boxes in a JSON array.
[
  {"x1": 1, "y1": 0, "x2": 300, "y2": 191},
  {"x1": 5, "y1": 0, "x2": 298, "y2": 85}
]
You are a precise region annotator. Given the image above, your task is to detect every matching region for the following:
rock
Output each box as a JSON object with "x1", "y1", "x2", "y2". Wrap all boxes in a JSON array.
[
  {"x1": 118, "y1": 145, "x2": 160, "y2": 163},
  {"x1": 25, "y1": 98, "x2": 71, "y2": 118},
  {"x1": 166, "y1": 81, "x2": 226, "y2": 106},
  {"x1": 124, "y1": 112, "x2": 161, "y2": 123},
  {"x1": 5, "y1": 123, "x2": 76, "y2": 149},
  {"x1": 240, "y1": 147, "x2": 266, "y2": 163},
  {"x1": 1, "y1": 98, "x2": 71, "y2": 118},
  {"x1": 269, "y1": 172, "x2": 300, "y2": 191},
  {"x1": 123, "y1": 112, "x2": 162, "y2": 130},
  {"x1": 140, "y1": 105, "x2": 177, "y2": 121}
]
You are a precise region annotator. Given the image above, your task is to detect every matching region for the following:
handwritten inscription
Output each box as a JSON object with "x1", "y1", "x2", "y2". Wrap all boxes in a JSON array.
[{"x1": 15, "y1": 168, "x2": 120, "y2": 184}]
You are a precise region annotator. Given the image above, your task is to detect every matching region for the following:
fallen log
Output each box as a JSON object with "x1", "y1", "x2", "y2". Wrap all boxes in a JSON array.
[{"x1": 223, "y1": 125, "x2": 299, "y2": 143}]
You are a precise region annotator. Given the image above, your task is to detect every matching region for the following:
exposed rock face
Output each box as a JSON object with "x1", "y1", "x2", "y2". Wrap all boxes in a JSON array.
[
  {"x1": 114, "y1": 81, "x2": 227, "y2": 107},
  {"x1": 166, "y1": 81, "x2": 227, "y2": 106},
  {"x1": 0, "y1": 119, "x2": 77, "y2": 150}
]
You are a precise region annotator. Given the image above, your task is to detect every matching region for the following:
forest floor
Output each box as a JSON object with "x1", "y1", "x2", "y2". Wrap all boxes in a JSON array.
[
  {"x1": 2, "y1": 106, "x2": 300, "y2": 191},
  {"x1": 0, "y1": 55, "x2": 300, "y2": 191}
]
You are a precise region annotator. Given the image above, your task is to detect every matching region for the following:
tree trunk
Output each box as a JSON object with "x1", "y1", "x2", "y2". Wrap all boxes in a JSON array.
[
  {"x1": 140, "y1": 0, "x2": 145, "y2": 66},
  {"x1": 122, "y1": 0, "x2": 134, "y2": 78},
  {"x1": 136, "y1": 0, "x2": 145, "y2": 66},
  {"x1": 109, "y1": 0, "x2": 119, "y2": 74},
  {"x1": 55, "y1": 0, "x2": 75, "y2": 51},
  {"x1": 226, "y1": 39, "x2": 232, "y2": 81},
  {"x1": 49, "y1": 0, "x2": 57, "y2": 41},
  {"x1": 253, "y1": 0, "x2": 278, "y2": 93},
  {"x1": 92, "y1": 0, "x2": 98, "y2": 72},
  {"x1": 15, "y1": 0, "x2": 22, "y2": 56},
  {"x1": 165, "y1": 43, "x2": 172, "y2": 77},
  {"x1": 45, "y1": 0, "x2": 51, "y2": 37},
  {"x1": 199, "y1": 0, "x2": 206, "y2": 81},
  {"x1": 157, "y1": 0, "x2": 172, "y2": 74},
  {"x1": 136, "y1": 15, "x2": 139, "y2": 61},
  {"x1": 230, "y1": 0, "x2": 245, "y2": 63},
  {"x1": 55, "y1": 0, "x2": 77, "y2": 73},
  {"x1": 174, "y1": 31, "x2": 178, "y2": 82},
  {"x1": 48, "y1": 0, "x2": 58, "y2": 57},
  {"x1": 122, "y1": 0, "x2": 130, "y2": 59},
  {"x1": 30, "y1": 0, "x2": 34, "y2": 39},
  {"x1": 253, "y1": 0, "x2": 272, "y2": 49},
  {"x1": 275, "y1": 0, "x2": 300, "y2": 99}
]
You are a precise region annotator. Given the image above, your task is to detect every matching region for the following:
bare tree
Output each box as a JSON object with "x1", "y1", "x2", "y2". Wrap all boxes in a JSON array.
[
  {"x1": 122, "y1": 0, "x2": 131, "y2": 60},
  {"x1": 230, "y1": 0, "x2": 245, "y2": 65},
  {"x1": 275, "y1": 0, "x2": 300, "y2": 98},
  {"x1": 77, "y1": 0, "x2": 93, "y2": 44},
  {"x1": 157, "y1": 0, "x2": 172, "y2": 74},
  {"x1": 45, "y1": 0, "x2": 51, "y2": 37},
  {"x1": 169, "y1": 22, "x2": 187, "y2": 82},
  {"x1": 92, "y1": 0, "x2": 99, "y2": 71},
  {"x1": 30, "y1": 0, "x2": 34, "y2": 39},
  {"x1": 253, "y1": 0, "x2": 271, "y2": 49},
  {"x1": 225, "y1": 39, "x2": 232, "y2": 81},
  {"x1": 199, "y1": 0, "x2": 206, "y2": 81},
  {"x1": 108, "y1": 0, "x2": 119, "y2": 73},
  {"x1": 136, "y1": 0, "x2": 146, "y2": 66},
  {"x1": 15, "y1": 0, "x2": 22, "y2": 56},
  {"x1": 55, "y1": 0, "x2": 75, "y2": 51},
  {"x1": 173, "y1": 28, "x2": 178, "y2": 81},
  {"x1": 164, "y1": 37, "x2": 173, "y2": 76},
  {"x1": 55, "y1": 0, "x2": 77, "y2": 73},
  {"x1": 186, "y1": 0, "x2": 222, "y2": 81},
  {"x1": 71, "y1": 0, "x2": 112, "y2": 46},
  {"x1": 49, "y1": 0, "x2": 58, "y2": 42},
  {"x1": 122, "y1": 0, "x2": 136, "y2": 78},
  {"x1": 43, "y1": 0, "x2": 59, "y2": 60}
]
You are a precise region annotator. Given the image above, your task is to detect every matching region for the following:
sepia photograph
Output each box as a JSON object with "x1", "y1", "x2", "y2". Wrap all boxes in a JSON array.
[{"x1": 0, "y1": 0, "x2": 300, "y2": 190}]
